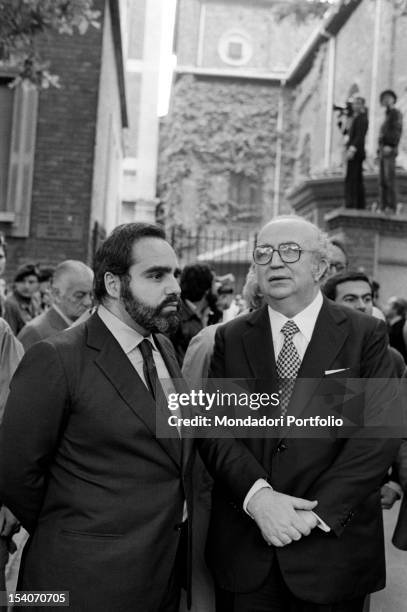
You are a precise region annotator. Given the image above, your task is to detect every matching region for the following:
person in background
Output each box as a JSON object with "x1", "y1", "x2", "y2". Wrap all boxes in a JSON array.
[
  {"x1": 183, "y1": 266, "x2": 261, "y2": 388},
  {"x1": 326, "y1": 239, "x2": 348, "y2": 277},
  {"x1": 170, "y1": 263, "x2": 215, "y2": 365},
  {"x1": 0, "y1": 318, "x2": 23, "y2": 602},
  {"x1": 36, "y1": 266, "x2": 55, "y2": 312},
  {"x1": 209, "y1": 274, "x2": 236, "y2": 325},
  {"x1": 18, "y1": 260, "x2": 94, "y2": 350},
  {"x1": 4, "y1": 264, "x2": 41, "y2": 336},
  {"x1": 385, "y1": 297, "x2": 407, "y2": 364},
  {"x1": 378, "y1": 89, "x2": 403, "y2": 213},
  {"x1": 0, "y1": 237, "x2": 7, "y2": 318},
  {"x1": 323, "y1": 272, "x2": 405, "y2": 375},
  {"x1": 345, "y1": 96, "x2": 368, "y2": 210}
]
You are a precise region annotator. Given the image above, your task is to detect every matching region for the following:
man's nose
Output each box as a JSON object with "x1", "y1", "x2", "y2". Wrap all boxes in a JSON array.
[
  {"x1": 356, "y1": 298, "x2": 366, "y2": 311},
  {"x1": 83, "y1": 293, "x2": 93, "y2": 307},
  {"x1": 166, "y1": 276, "x2": 181, "y2": 295},
  {"x1": 268, "y1": 250, "x2": 285, "y2": 267}
]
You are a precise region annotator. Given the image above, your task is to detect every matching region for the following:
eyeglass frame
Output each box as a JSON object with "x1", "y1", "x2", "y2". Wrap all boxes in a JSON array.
[
  {"x1": 328, "y1": 262, "x2": 347, "y2": 273},
  {"x1": 253, "y1": 242, "x2": 315, "y2": 265}
]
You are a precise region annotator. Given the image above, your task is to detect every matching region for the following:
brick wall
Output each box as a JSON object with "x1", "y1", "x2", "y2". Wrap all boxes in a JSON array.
[{"x1": 3, "y1": 0, "x2": 124, "y2": 280}]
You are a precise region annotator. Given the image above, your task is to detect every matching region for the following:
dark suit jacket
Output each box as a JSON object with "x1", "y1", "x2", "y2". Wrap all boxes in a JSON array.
[
  {"x1": 0, "y1": 313, "x2": 194, "y2": 612},
  {"x1": 393, "y1": 439, "x2": 407, "y2": 550},
  {"x1": 17, "y1": 306, "x2": 68, "y2": 350},
  {"x1": 199, "y1": 299, "x2": 400, "y2": 605},
  {"x1": 347, "y1": 112, "x2": 368, "y2": 159}
]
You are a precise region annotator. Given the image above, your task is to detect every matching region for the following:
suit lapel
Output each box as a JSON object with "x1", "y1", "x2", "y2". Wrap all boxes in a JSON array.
[
  {"x1": 48, "y1": 307, "x2": 69, "y2": 332},
  {"x1": 242, "y1": 306, "x2": 277, "y2": 382},
  {"x1": 280, "y1": 299, "x2": 350, "y2": 438},
  {"x1": 87, "y1": 314, "x2": 181, "y2": 468}
]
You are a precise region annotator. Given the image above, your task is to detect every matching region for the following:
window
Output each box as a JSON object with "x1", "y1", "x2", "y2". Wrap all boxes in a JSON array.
[
  {"x1": 228, "y1": 42, "x2": 243, "y2": 61},
  {"x1": 0, "y1": 79, "x2": 14, "y2": 210},
  {"x1": 218, "y1": 30, "x2": 253, "y2": 66},
  {"x1": 229, "y1": 173, "x2": 262, "y2": 221},
  {"x1": 0, "y1": 77, "x2": 38, "y2": 236}
]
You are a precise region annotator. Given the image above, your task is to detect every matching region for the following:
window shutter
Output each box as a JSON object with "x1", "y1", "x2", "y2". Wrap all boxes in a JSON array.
[{"x1": 6, "y1": 83, "x2": 39, "y2": 237}]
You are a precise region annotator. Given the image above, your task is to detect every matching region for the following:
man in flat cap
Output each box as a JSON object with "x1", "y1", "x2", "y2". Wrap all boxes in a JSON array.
[
  {"x1": 378, "y1": 89, "x2": 403, "y2": 212},
  {"x1": 4, "y1": 264, "x2": 41, "y2": 335}
]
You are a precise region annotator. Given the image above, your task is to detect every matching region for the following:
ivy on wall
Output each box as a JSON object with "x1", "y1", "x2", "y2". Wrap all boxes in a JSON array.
[{"x1": 158, "y1": 75, "x2": 297, "y2": 231}]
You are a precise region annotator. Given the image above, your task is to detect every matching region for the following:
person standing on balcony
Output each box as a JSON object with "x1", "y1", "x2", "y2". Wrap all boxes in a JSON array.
[
  {"x1": 378, "y1": 89, "x2": 403, "y2": 213},
  {"x1": 345, "y1": 97, "x2": 368, "y2": 210}
]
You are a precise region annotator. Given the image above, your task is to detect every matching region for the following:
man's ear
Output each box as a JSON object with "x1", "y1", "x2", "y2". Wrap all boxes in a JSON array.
[
  {"x1": 51, "y1": 286, "x2": 61, "y2": 304},
  {"x1": 314, "y1": 258, "x2": 329, "y2": 283},
  {"x1": 104, "y1": 272, "x2": 121, "y2": 299}
]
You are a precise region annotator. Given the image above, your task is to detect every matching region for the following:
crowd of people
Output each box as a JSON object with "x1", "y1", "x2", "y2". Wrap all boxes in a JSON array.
[{"x1": 0, "y1": 219, "x2": 406, "y2": 611}]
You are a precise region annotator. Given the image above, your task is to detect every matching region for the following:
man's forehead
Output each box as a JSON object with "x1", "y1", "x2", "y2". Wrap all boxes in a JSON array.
[
  {"x1": 337, "y1": 280, "x2": 372, "y2": 296},
  {"x1": 18, "y1": 275, "x2": 38, "y2": 282},
  {"x1": 258, "y1": 220, "x2": 317, "y2": 244},
  {"x1": 132, "y1": 237, "x2": 178, "y2": 266}
]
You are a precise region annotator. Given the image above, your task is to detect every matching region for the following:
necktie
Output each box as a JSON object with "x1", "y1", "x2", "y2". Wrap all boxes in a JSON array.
[
  {"x1": 138, "y1": 338, "x2": 162, "y2": 400},
  {"x1": 276, "y1": 320, "x2": 301, "y2": 416}
]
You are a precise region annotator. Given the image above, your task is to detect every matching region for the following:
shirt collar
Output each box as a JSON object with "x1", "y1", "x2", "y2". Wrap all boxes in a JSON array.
[
  {"x1": 268, "y1": 291, "x2": 323, "y2": 342},
  {"x1": 97, "y1": 304, "x2": 157, "y2": 355}
]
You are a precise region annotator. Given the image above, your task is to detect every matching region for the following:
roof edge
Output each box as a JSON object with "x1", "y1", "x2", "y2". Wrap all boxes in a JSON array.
[{"x1": 287, "y1": 0, "x2": 364, "y2": 85}]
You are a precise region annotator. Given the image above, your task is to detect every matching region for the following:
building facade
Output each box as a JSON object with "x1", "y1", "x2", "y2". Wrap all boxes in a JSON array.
[
  {"x1": 0, "y1": 0, "x2": 127, "y2": 278},
  {"x1": 158, "y1": 0, "x2": 317, "y2": 241},
  {"x1": 121, "y1": 0, "x2": 165, "y2": 224},
  {"x1": 160, "y1": 0, "x2": 407, "y2": 298}
]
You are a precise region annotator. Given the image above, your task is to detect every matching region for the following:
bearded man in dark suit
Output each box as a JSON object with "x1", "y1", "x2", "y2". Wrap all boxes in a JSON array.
[
  {"x1": 199, "y1": 216, "x2": 400, "y2": 612},
  {"x1": 1, "y1": 223, "x2": 194, "y2": 612}
]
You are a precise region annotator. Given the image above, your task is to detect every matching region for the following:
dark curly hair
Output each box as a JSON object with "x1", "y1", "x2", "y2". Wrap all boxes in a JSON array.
[
  {"x1": 93, "y1": 223, "x2": 166, "y2": 302},
  {"x1": 180, "y1": 264, "x2": 214, "y2": 302}
]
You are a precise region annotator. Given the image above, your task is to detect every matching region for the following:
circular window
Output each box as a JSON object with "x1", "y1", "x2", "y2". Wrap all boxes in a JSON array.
[{"x1": 218, "y1": 31, "x2": 253, "y2": 66}]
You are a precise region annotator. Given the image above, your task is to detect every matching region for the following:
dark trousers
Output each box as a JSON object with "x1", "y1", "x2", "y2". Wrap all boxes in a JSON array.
[
  {"x1": 345, "y1": 157, "x2": 365, "y2": 209},
  {"x1": 215, "y1": 562, "x2": 365, "y2": 612},
  {"x1": 379, "y1": 152, "x2": 397, "y2": 210}
]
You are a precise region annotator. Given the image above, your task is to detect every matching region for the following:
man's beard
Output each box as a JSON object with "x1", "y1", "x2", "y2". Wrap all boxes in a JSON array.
[{"x1": 120, "y1": 278, "x2": 180, "y2": 334}]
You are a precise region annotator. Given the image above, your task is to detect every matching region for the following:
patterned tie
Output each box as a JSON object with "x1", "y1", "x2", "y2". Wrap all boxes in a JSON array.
[
  {"x1": 276, "y1": 320, "x2": 301, "y2": 416},
  {"x1": 138, "y1": 338, "x2": 162, "y2": 400}
]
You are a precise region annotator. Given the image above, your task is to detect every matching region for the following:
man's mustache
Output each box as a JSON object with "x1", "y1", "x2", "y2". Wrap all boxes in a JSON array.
[{"x1": 158, "y1": 296, "x2": 181, "y2": 311}]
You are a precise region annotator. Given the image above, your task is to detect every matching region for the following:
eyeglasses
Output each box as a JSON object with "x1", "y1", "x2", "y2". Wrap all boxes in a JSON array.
[
  {"x1": 329, "y1": 262, "x2": 347, "y2": 273},
  {"x1": 253, "y1": 242, "x2": 312, "y2": 265}
]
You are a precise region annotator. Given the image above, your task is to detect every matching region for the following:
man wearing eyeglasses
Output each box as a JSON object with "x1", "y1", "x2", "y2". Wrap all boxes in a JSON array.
[
  {"x1": 326, "y1": 239, "x2": 348, "y2": 278},
  {"x1": 199, "y1": 216, "x2": 400, "y2": 611}
]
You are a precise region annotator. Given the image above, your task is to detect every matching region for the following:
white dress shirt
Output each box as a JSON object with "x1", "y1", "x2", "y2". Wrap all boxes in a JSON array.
[
  {"x1": 244, "y1": 291, "x2": 330, "y2": 532},
  {"x1": 97, "y1": 305, "x2": 171, "y2": 387}
]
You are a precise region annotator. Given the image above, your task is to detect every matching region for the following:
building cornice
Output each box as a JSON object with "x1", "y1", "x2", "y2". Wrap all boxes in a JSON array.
[{"x1": 175, "y1": 65, "x2": 286, "y2": 83}]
